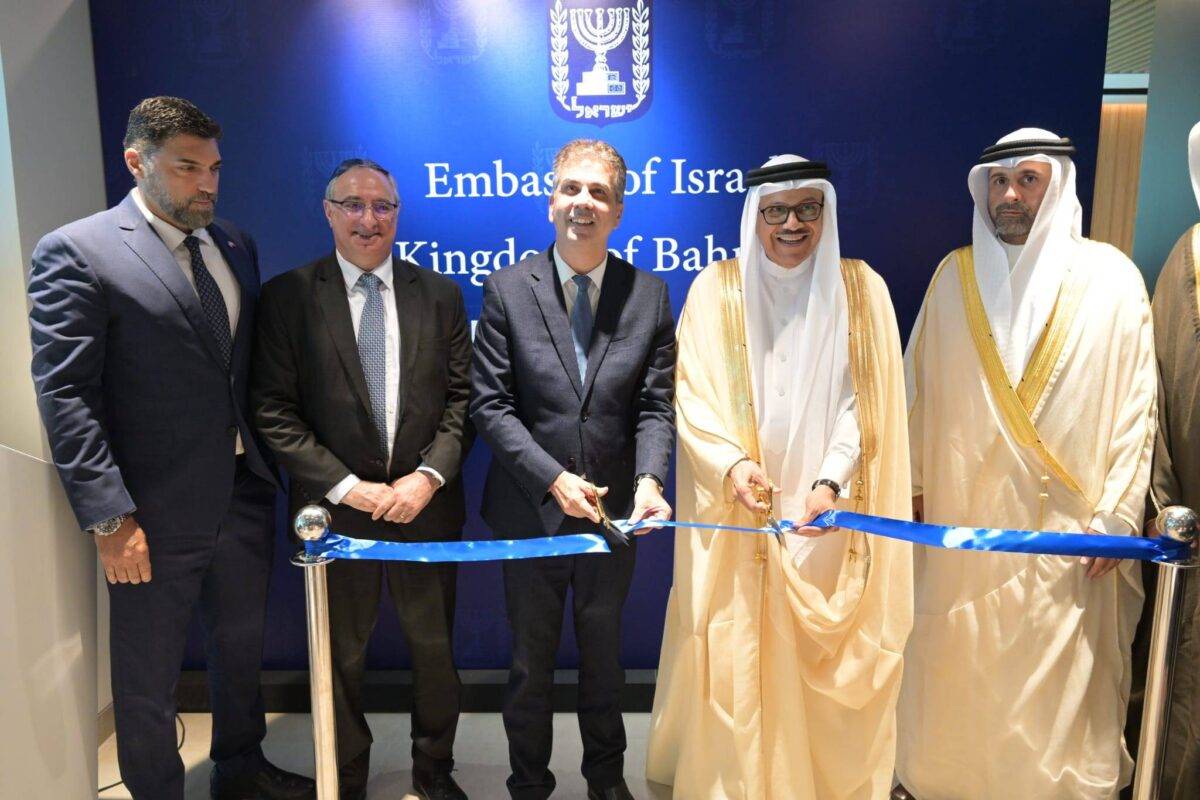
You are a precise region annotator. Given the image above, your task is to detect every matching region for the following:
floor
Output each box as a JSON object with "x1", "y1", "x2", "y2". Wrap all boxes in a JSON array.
[{"x1": 98, "y1": 712, "x2": 674, "y2": 799}]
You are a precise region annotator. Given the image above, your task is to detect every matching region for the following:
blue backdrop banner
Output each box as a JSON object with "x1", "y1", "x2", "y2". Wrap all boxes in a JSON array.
[{"x1": 88, "y1": 0, "x2": 1112, "y2": 670}]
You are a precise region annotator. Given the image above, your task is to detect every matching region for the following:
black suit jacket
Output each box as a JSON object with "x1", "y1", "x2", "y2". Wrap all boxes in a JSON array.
[
  {"x1": 28, "y1": 192, "x2": 278, "y2": 537},
  {"x1": 469, "y1": 247, "x2": 675, "y2": 537},
  {"x1": 251, "y1": 253, "x2": 472, "y2": 541}
]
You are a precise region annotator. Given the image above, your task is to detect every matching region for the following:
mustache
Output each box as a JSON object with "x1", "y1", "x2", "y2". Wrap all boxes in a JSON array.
[
  {"x1": 188, "y1": 191, "x2": 217, "y2": 203},
  {"x1": 994, "y1": 201, "x2": 1032, "y2": 217}
]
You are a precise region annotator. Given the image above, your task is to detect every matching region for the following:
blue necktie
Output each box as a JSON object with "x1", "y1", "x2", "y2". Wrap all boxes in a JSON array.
[
  {"x1": 182, "y1": 235, "x2": 232, "y2": 369},
  {"x1": 570, "y1": 273, "x2": 594, "y2": 382},
  {"x1": 356, "y1": 272, "x2": 390, "y2": 457}
]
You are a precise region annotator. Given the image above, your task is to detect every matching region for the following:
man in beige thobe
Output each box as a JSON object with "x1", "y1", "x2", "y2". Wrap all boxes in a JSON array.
[
  {"x1": 648, "y1": 155, "x2": 913, "y2": 799},
  {"x1": 898, "y1": 129, "x2": 1157, "y2": 800}
]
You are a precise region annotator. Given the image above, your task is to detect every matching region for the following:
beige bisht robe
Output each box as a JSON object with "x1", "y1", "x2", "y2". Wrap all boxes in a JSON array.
[
  {"x1": 898, "y1": 241, "x2": 1156, "y2": 799},
  {"x1": 647, "y1": 258, "x2": 913, "y2": 799},
  {"x1": 1148, "y1": 224, "x2": 1200, "y2": 798}
]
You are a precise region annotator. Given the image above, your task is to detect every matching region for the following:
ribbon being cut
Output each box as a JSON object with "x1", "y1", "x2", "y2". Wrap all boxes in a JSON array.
[{"x1": 301, "y1": 508, "x2": 1194, "y2": 564}]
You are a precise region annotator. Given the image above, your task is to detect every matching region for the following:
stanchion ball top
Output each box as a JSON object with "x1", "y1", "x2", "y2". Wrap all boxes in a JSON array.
[
  {"x1": 294, "y1": 505, "x2": 331, "y2": 541},
  {"x1": 1157, "y1": 506, "x2": 1198, "y2": 544}
]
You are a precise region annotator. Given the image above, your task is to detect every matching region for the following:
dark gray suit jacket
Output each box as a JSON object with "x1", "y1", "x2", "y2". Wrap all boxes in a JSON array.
[
  {"x1": 469, "y1": 246, "x2": 675, "y2": 537},
  {"x1": 251, "y1": 253, "x2": 473, "y2": 541},
  {"x1": 27, "y1": 191, "x2": 278, "y2": 536}
]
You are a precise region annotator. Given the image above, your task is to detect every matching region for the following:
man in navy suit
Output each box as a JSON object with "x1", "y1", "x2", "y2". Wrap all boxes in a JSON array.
[
  {"x1": 27, "y1": 97, "x2": 313, "y2": 800},
  {"x1": 470, "y1": 139, "x2": 676, "y2": 800}
]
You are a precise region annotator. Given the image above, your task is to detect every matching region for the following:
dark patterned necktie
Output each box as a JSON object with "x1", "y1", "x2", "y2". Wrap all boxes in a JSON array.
[
  {"x1": 570, "y1": 273, "x2": 594, "y2": 381},
  {"x1": 356, "y1": 272, "x2": 390, "y2": 456},
  {"x1": 182, "y1": 235, "x2": 232, "y2": 369}
]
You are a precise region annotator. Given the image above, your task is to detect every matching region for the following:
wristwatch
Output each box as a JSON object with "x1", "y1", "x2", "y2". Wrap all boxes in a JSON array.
[
  {"x1": 811, "y1": 478, "x2": 842, "y2": 497},
  {"x1": 89, "y1": 513, "x2": 130, "y2": 536},
  {"x1": 634, "y1": 473, "x2": 663, "y2": 493}
]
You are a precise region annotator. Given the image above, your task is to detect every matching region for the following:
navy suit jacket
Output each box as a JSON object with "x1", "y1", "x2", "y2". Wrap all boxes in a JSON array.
[
  {"x1": 28, "y1": 191, "x2": 278, "y2": 538},
  {"x1": 469, "y1": 247, "x2": 675, "y2": 537}
]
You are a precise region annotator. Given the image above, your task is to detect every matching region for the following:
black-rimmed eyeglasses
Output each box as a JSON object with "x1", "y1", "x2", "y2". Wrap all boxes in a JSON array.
[{"x1": 759, "y1": 201, "x2": 824, "y2": 225}]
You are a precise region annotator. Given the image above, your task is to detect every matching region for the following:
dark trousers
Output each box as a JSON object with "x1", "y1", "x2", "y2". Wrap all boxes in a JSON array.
[
  {"x1": 108, "y1": 461, "x2": 275, "y2": 800},
  {"x1": 327, "y1": 557, "x2": 461, "y2": 788},
  {"x1": 502, "y1": 541, "x2": 637, "y2": 800}
]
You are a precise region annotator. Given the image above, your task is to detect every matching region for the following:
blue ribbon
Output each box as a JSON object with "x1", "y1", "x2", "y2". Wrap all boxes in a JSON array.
[
  {"x1": 616, "y1": 510, "x2": 1190, "y2": 563},
  {"x1": 303, "y1": 510, "x2": 1189, "y2": 564},
  {"x1": 305, "y1": 532, "x2": 610, "y2": 563}
]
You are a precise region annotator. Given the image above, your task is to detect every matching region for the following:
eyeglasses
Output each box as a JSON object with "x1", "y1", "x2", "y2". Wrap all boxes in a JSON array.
[
  {"x1": 327, "y1": 198, "x2": 400, "y2": 219},
  {"x1": 759, "y1": 202, "x2": 824, "y2": 225}
]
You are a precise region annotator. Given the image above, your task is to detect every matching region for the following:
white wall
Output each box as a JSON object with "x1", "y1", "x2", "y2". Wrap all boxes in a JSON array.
[{"x1": 0, "y1": 0, "x2": 109, "y2": 795}]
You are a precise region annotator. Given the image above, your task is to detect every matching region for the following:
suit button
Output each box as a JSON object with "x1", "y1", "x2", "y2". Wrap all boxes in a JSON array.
[
  {"x1": 226, "y1": 425, "x2": 238, "y2": 436},
  {"x1": 566, "y1": 457, "x2": 577, "y2": 472},
  {"x1": 372, "y1": 459, "x2": 384, "y2": 468},
  {"x1": 581, "y1": 412, "x2": 589, "y2": 422}
]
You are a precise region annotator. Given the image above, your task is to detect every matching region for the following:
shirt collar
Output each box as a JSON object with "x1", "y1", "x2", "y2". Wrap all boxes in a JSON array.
[
  {"x1": 552, "y1": 245, "x2": 607, "y2": 290},
  {"x1": 336, "y1": 250, "x2": 394, "y2": 294},
  {"x1": 131, "y1": 187, "x2": 213, "y2": 251}
]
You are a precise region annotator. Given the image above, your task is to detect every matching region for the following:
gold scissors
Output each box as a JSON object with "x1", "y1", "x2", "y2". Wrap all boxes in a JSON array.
[
  {"x1": 583, "y1": 476, "x2": 628, "y2": 545},
  {"x1": 754, "y1": 483, "x2": 787, "y2": 546}
]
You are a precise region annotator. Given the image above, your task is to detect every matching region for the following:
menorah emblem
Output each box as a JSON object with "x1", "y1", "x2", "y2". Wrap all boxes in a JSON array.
[
  {"x1": 570, "y1": 6, "x2": 632, "y2": 96},
  {"x1": 549, "y1": 0, "x2": 652, "y2": 126}
]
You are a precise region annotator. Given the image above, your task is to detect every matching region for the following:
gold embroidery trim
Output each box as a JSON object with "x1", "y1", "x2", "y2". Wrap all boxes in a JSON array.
[
  {"x1": 1015, "y1": 262, "x2": 1087, "y2": 414},
  {"x1": 840, "y1": 259, "x2": 877, "y2": 511},
  {"x1": 841, "y1": 259, "x2": 877, "y2": 567},
  {"x1": 716, "y1": 259, "x2": 763, "y2": 467},
  {"x1": 955, "y1": 246, "x2": 1090, "y2": 502},
  {"x1": 1190, "y1": 224, "x2": 1200, "y2": 327}
]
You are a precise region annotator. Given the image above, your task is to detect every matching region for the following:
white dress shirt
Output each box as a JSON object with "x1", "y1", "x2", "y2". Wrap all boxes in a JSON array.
[
  {"x1": 326, "y1": 252, "x2": 444, "y2": 505},
  {"x1": 132, "y1": 187, "x2": 244, "y2": 455},
  {"x1": 553, "y1": 245, "x2": 606, "y2": 318}
]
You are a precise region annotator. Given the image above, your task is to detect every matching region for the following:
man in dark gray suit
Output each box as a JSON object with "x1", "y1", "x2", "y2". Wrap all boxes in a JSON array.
[
  {"x1": 27, "y1": 97, "x2": 313, "y2": 799},
  {"x1": 470, "y1": 139, "x2": 676, "y2": 800}
]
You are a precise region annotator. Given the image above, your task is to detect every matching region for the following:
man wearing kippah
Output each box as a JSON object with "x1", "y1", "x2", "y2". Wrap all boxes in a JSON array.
[{"x1": 898, "y1": 129, "x2": 1157, "y2": 799}]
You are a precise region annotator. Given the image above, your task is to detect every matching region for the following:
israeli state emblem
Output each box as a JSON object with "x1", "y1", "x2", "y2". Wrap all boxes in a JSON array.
[{"x1": 549, "y1": 0, "x2": 652, "y2": 125}]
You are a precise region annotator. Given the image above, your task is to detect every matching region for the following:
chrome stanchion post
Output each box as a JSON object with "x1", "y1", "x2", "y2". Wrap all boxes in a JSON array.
[
  {"x1": 292, "y1": 505, "x2": 339, "y2": 800},
  {"x1": 1132, "y1": 505, "x2": 1199, "y2": 800}
]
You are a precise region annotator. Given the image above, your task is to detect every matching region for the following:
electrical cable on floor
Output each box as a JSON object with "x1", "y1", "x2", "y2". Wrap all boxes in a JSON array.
[{"x1": 98, "y1": 713, "x2": 186, "y2": 794}]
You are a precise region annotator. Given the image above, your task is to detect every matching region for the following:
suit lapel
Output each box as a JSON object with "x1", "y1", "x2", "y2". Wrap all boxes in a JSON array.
[
  {"x1": 392, "y1": 257, "x2": 423, "y2": 457},
  {"x1": 314, "y1": 255, "x2": 374, "y2": 416},
  {"x1": 208, "y1": 222, "x2": 254, "y2": 368},
  {"x1": 117, "y1": 194, "x2": 227, "y2": 370},
  {"x1": 530, "y1": 249, "x2": 583, "y2": 398},
  {"x1": 582, "y1": 257, "x2": 631, "y2": 400}
]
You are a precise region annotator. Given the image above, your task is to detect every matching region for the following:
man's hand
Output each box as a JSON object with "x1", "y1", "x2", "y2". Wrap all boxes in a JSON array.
[
  {"x1": 374, "y1": 471, "x2": 439, "y2": 523},
  {"x1": 1081, "y1": 527, "x2": 1121, "y2": 579},
  {"x1": 343, "y1": 480, "x2": 392, "y2": 514},
  {"x1": 550, "y1": 471, "x2": 607, "y2": 523},
  {"x1": 96, "y1": 516, "x2": 151, "y2": 585},
  {"x1": 629, "y1": 477, "x2": 672, "y2": 534},
  {"x1": 913, "y1": 494, "x2": 924, "y2": 523},
  {"x1": 792, "y1": 485, "x2": 839, "y2": 537},
  {"x1": 729, "y1": 459, "x2": 775, "y2": 514}
]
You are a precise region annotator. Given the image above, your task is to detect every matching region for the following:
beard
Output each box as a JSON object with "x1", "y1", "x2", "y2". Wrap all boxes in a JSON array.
[
  {"x1": 991, "y1": 201, "x2": 1034, "y2": 241},
  {"x1": 141, "y1": 163, "x2": 216, "y2": 230}
]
